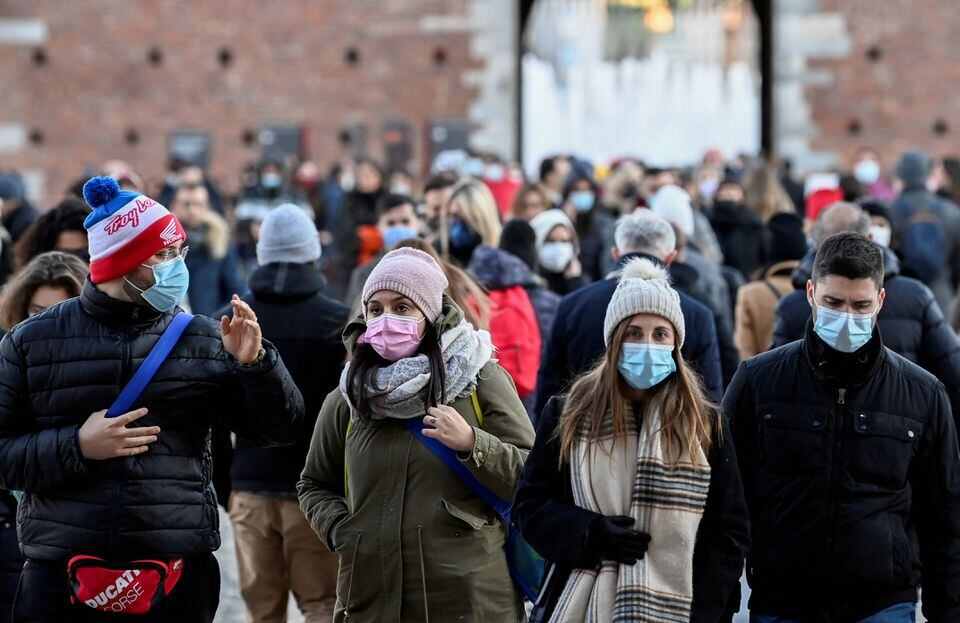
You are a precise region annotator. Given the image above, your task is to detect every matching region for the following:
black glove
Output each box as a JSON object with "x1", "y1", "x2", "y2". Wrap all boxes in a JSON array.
[{"x1": 589, "y1": 515, "x2": 652, "y2": 565}]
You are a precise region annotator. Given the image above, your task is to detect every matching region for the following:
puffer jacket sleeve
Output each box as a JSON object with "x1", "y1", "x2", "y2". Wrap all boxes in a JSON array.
[
  {"x1": 913, "y1": 383, "x2": 960, "y2": 621},
  {"x1": 461, "y1": 362, "x2": 536, "y2": 502},
  {"x1": 298, "y1": 389, "x2": 351, "y2": 551},
  {"x1": 915, "y1": 286, "x2": 960, "y2": 421},
  {"x1": 534, "y1": 295, "x2": 570, "y2": 420},
  {"x1": 691, "y1": 414, "x2": 750, "y2": 622},
  {"x1": 219, "y1": 339, "x2": 304, "y2": 446},
  {"x1": 0, "y1": 334, "x2": 88, "y2": 492}
]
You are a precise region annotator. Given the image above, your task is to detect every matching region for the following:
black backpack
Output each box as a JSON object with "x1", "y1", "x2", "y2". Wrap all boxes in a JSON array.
[{"x1": 899, "y1": 197, "x2": 948, "y2": 284}]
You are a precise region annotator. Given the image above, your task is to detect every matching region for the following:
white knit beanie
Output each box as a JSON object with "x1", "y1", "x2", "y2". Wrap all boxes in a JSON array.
[
  {"x1": 603, "y1": 257, "x2": 685, "y2": 347},
  {"x1": 529, "y1": 209, "x2": 575, "y2": 254},
  {"x1": 650, "y1": 185, "x2": 695, "y2": 238}
]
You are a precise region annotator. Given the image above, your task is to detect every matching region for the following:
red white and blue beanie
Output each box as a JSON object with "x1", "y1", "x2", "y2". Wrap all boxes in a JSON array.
[{"x1": 82, "y1": 176, "x2": 186, "y2": 284}]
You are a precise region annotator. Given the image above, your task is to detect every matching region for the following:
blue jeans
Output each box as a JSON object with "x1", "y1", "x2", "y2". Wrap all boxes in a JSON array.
[{"x1": 751, "y1": 602, "x2": 916, "y2": 623}]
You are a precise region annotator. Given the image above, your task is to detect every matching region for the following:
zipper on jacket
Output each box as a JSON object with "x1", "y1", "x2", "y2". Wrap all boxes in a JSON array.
[
  {"x1": 826, "y1": 387, "x2": 847, "y2": 555},
  {"x1": 417, "y1": 525, "x2": 431, "y2": 623},
  {"x1": 344, "y1": 532, "x2": 362, "y2": 620}
]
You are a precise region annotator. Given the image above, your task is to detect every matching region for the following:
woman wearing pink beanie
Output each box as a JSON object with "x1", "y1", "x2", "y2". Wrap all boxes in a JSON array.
[{"x1": 299, "y1": 247, "x2": 535, "y2": 622}]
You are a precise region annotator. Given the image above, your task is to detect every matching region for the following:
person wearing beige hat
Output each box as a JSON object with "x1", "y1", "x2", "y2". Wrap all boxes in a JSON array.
[
  {"x1": 298, "y1": 247, "x2": 535, "y2": 623},
  {"x1": 514, "y1": 257, "x2": 749, "y2": 623}
]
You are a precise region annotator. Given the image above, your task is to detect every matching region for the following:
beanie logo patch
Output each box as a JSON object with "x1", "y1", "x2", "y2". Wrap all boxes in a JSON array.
[
  {"x1": 103, "y1": 198, "x2": 156, "y2": 236},
  {"x1": 159, "y1": 219, "x2": 183, "y2": 246}
]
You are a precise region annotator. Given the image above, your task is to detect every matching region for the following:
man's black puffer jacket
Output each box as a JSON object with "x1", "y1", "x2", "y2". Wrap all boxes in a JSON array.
[{"x1": 0, "y1": 281, "x2": 304, "y2": 561}]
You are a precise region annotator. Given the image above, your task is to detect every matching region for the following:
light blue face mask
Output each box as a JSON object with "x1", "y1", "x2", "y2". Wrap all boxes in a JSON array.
[
  {"x1": 813, "y1": 304, "x2": 875, "y2": 353},
  {"x1": 570, "y1": 190, "x2": 595, "y2": 213},
  {"x1": 618, "y1": 343, "x2": 677, "y2": 390},
  {"x1": 126, "y1": 257, "x2": 190, "y2": 312},
  {"x1": 382, "y1": 225, "x2": 419, "y2": 250}
]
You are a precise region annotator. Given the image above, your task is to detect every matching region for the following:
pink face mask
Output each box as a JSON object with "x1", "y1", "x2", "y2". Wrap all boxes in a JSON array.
[{"x1": 359, "y1": 313, "x2": 424, "y2": 361}]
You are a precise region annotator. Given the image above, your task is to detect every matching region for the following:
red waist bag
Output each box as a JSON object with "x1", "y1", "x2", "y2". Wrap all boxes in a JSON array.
[{"x1": 67, "y1": 555, "x2": 184, "y2": 615}]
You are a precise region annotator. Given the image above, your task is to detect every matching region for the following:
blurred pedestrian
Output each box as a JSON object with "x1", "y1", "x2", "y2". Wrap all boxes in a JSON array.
[
  {"x1": 169, "y1": 183, "x2": 245, "y2": 316},
  {"x1": 298, "y1": 247, "x2": 535, "y2": 622},
  {"x1": 0, "y1": 177, "x2": 303, "y2": 622},
  {"x1": 859, "y1": 198, "x2": 893, "y2": 248},
  {"x1": 158, "y1": 159, "x2": 226, "y2": 215},
  {"x1": 0, "y1": 172, "x2": 37, "y2": 243},
  {"x1": 332, "y1": 158, "x2": 385, "y2": 295},
  {"x1": 515, "y1": 258, "x2": 749, "y2": 623},
  {"x1": 710, "y1": 177, "x2": 765, "y2": 279},
  {"x1": 345, "y1": 194, "x2": 421, "y2": 310},
  {"x1": 733, "y1": 213, "x2": 807, "y2": 358},
  {"x1": 562, "y1": 174, "x2": 616, "y2": 281},
  {"x1": 744, "y1": 164, "x2": 796, "y2": 222},
  {"x1": 444, "y1": 178, "x2": 501, "y2": 266},
  {"x1": 535, "y1": 211, "x2": 722, "y2": 417},
  {"x1": 0, "y1": 251, "x2": 87, "y2": 333},
  {"x1": 14, "y1": 197, "x2": 89, "y2": 268},
  {"x1": 510, "y1": 183, "x2": 550, "y2": 222},
  {"x1": 498, "y1": 219, "x2": 561, "y2": 347},
  {"x1": 538, "y1": 155, "x2": 571, "y2": 209},
  {"x1": 225, "y1": 205, "x2": 348, "y2": 623},
  {"x1": 421, "y1": 171, "x2": 459, "y2": 239},
  {"x1": 726, "y1": 232, "x2": 960, "y2": 622},
  {"x1": 851, "y1": 147, "x2": 895, "y2": 201},
  {"x1": 529, "y1": 209, "x2": 587, "y2": 296},
  {"x1": 891, "y1": 150, "x2": 960, "y2": 311},
  {"x1": 773, "y1": 202, "x2": 960, "y2": 417}
]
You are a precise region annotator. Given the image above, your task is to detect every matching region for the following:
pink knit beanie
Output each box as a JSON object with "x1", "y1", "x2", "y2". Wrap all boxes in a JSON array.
[{"x1": 362, "y1": 248, "x2": 449, "y2": 322}]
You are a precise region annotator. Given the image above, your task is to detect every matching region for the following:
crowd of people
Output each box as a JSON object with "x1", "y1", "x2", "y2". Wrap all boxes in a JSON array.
[{"x1": 0, "y1": 142, "x2": 957, "y2": 622}]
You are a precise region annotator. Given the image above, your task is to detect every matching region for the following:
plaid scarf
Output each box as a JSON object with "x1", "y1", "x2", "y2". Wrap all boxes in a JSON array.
[{"x1": 550, "y1": 407, "x2": 711, "y2": 623}]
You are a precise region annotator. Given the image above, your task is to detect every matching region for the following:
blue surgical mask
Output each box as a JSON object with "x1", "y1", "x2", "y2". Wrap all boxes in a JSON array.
[
  {"x1": 813, "y1": 304, "x2": 875, "y2": 353},
  {"x1": 618, "y1": 343, "x2": 677, "y2": 390},
  {"x1": 383, "y1": 225, "x2": 419, "y2": 250},
  {"x1": 261, "y1": 172, "x2": 282, "y2": 189},
  {"x1": 570, "y1": 190, "x2": 595, "y2": 213},
  {"x1": 853, "y1": 160, "x2": 880, "y2": 186},
  {"x1": 126, "y1": 257, "x2": 190, "y2": 312}
]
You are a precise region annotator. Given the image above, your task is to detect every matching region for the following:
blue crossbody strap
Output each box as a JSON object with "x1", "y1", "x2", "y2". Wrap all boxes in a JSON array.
[
  {"x1": 404, "y1": 419, "x2": 512, "y2": 521},
  {"x1": 106, "y1": 312, "x2": 193, "y2": 418}
]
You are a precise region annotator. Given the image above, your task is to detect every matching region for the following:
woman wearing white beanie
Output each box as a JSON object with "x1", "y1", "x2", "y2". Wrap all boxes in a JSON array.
[
  {"x1": 529, "y1": 209, "x2": 588, "y2": 295},
  {"x1": 514, "y1": 257, "x2": 749, "y2": 623}
]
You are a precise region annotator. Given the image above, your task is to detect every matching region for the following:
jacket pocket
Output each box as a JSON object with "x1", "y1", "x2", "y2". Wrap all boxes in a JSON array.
[
  {"x1": 335, "y1": 531, "x2": 363, "y2": 617},
  {"x1": 439, "y1": 499, "x2": 498, "y2": 531},
  {"x1": 847, "y1": 411, "x2": 922, "y2": 490},
  {"x1": 758, "y1": 403, "x2": 828, "y2": 477}
]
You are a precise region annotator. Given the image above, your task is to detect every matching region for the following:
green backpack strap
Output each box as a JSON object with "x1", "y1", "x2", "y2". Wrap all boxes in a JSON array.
[{"x1": 470, "y1": 390, "x2": 484, "y2": 428}]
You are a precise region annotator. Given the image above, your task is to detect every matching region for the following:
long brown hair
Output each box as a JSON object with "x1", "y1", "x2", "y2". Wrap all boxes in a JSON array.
[
  {"x1": 744, "y1": 164, "x2": 794, "y2": 222},
  {"x1": 395, "y1": 238, "x2": 491, "y2": 330},
  {"x1": 558, "y1": 317, "x2": 717, "y2": 465},
  {"x1": 0, "y1": 251, "x2": 88, "y2": 330}
]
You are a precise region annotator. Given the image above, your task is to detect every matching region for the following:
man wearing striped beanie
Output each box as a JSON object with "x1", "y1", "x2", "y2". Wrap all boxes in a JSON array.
[{"x1": 0, "y1": 176, "x2": 304, "y2": 621}]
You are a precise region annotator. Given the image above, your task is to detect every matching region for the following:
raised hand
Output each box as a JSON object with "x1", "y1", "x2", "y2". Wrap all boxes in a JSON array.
[{"x1": 221, "y1": 295, "x2": 263, "y2": 365}]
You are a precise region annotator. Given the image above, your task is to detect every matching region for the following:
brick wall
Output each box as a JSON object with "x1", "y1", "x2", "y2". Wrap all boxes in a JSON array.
[
  {"x1": 806, "y1": 0, "x2": 960, "y2": 170},
  {"x1": 0, "y1": 0, "x2": 482, "y2": 204}
]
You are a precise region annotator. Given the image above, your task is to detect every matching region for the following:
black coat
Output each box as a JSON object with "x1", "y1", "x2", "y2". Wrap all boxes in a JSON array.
[
  {"x1": 710, "y1": 201, "x2": 766, "y2": 279},
  {"x1": 723, "y1": 324, "x2": 960, "y2": 621},
  {"x1": 0, "y1": 493, "x2": 20, "y2": 623},
  {"x1": 534, "y1": 253, "x2": 723, "y2": 417},
  {"x1": 226, "y1": 262, "x2": 348, "y2": 494},
  {"x1": 514, "y1": 396, "x2": 749, "y2": 623},
  {"x1": 0, "y1": 281, "x2": 304, "y2": 560},
  {"x1": 772, "y1": 247, "x2": 960, "y2": 418}
]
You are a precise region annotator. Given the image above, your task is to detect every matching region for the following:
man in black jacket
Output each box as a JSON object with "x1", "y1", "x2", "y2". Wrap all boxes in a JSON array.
[
  {"x1": 0, "y1": 177, "x2": 303, "y2": 622},
  {"x1": 725, "y1": 232, "x2": 960, "y2": 622},
  {"x1": 223, "y1": 204, "x2": 348, "y2": 622},
  {"x1": 535, "y1": 211, "x2": 722, "y2": 417},
  {"x1": 773, "y1": 202, "x2": 960, "y2": 417}
]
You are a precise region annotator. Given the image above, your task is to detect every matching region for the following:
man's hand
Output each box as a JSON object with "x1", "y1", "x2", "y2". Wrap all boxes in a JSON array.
[
  {"x1": 78, "y1": 408, "x2": 160, "y2": 460},
  {"x1": 221, "y1": 295, "x2": 263, "y2": 365}
]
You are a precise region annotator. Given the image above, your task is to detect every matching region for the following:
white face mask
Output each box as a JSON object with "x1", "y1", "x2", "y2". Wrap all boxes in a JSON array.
[
  {"x1": 539, "y1": 241, "x2": 576, "y2": 273},
  {"x1": 854, "y1": 160, "x2": 881, "y2": 185},
  {"x1": 870, "y1": 224, "x2": 892, "y2": 247}
]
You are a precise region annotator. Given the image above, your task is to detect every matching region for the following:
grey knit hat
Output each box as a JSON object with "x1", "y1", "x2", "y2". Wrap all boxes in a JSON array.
[
  {"x1": 362, "y1": 247, "x2": 449, "y2": 322},
  {"x1": 257, "y1": 203, "x2": 321, "y2": 266},
  {"x1": 603, "y1": 258, "x2": 685, "y2": 348}
]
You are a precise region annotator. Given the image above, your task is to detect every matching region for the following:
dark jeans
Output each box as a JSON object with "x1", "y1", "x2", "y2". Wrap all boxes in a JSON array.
[
  {"x1": 11, "y1": 554, "x2": 220, "y2": 623},
  {"x1": 751, "y1": 602, "x2": 916, "y2": 623}
]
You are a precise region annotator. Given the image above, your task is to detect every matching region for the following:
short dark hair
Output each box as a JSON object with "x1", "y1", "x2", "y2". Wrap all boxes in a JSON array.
[
  {"x1": 375, "y1": 193, "x2": 415, "y2": 219},
  {"x1": 423, "y1": 171, "x2": 458, "y2": 194},
  {"x1": 539, "y1": 155, "x2": 564, "y2": 182},
  {"x1": 812, "y1": 232, "x2": 884, "y2": 288}
]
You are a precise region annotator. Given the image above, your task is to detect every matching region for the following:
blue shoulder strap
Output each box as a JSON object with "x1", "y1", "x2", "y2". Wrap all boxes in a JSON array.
[
  {"x1": 405, "y1": 419, "x2": 512, "y2": 521},
  {"x1": 106, "y1": 312, "x2": 193, "y2": 418}
]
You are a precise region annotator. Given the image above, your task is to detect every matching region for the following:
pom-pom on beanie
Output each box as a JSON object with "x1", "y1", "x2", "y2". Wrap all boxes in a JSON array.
[
  {"x1": 82, "y1": 176, "x2": 185, "y2": 284},
  {"x1": 603, "y1": 257, "x2": 685, "y2": 348},
  {"x1": 362, "y1": 248, "x2": 449, "y2": 323}
]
